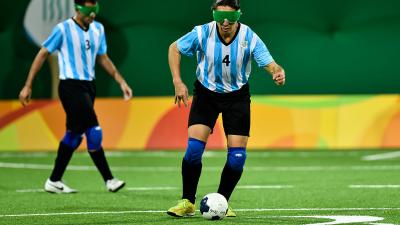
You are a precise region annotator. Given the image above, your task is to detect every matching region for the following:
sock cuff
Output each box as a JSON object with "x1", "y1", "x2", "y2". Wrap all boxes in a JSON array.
[{"x1": 188, "y1": 137, "x2": 206, "y2": 146}]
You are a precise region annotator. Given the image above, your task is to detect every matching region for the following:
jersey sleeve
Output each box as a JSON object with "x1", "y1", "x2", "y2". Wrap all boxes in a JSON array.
[
  {"x1": 97, "y1": 24, "x2": 107, "y2": 55},
  {"x1": 42, "y1": 26, "x2": 63, "y2": 53},
  {"x1": 252, "y1": 35, "x2": 274, "y2": 68},
  {"x1": 176, "y1": 27, "x2": 201, "y2": 57}
]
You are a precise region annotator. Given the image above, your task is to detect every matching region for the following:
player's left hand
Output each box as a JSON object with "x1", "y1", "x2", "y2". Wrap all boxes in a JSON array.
[
  {"x1": 273, "y1": 70, "x2": 286, "y2": 86},
  {"x1": 120, "y1": 83, "x2": 133, "y2": 100},
  {"x1": 19, "y1": 86, "x2": 32, "y2": 107}
]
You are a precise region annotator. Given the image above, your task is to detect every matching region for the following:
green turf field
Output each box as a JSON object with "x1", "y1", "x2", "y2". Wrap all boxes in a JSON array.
[{"x1": 0, "y1": 150, "x2": 399, "y2": 225}]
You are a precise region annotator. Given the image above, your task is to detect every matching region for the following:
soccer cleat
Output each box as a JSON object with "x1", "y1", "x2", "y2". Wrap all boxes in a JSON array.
[
  {"x1": 167, "y1": 199, "x2": 196, "y2": 217},
  {"x1": 226, "y1": 206, "x2": 236, "y2": 217},
  {"x1": 106, "y1": 178, "x2": 125, "y2": 192},
  {"x1": 44, "y1": 179, "x2": 77, "y2": 194}
]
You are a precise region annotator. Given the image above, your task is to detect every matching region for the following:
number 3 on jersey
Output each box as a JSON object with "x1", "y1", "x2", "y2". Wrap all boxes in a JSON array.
[{"x1": 222, "y1": 55, "x2": 231, "y2": 66}]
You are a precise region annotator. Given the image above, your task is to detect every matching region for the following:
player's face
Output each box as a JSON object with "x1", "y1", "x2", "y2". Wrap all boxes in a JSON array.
[{"x1": 215, "y1": 6, "x2": 239, "y2": 35}]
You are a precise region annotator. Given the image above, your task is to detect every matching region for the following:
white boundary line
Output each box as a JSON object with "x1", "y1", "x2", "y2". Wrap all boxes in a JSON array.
[
  {"x1": 16, "y1": 185, "x2": 293, "y2": 193},
  {"x1": 349, "y1": 185, "x2": 400, "y2": 189},
  {"x1": 362, "y1": 151, "x2": 400, "y2": 161},
  {"x1": 1, "y1": 208, "x2": 399, "y2": 218},
  {"x1": 1, "y1": 162, "x2": 400, "y2": 172}
]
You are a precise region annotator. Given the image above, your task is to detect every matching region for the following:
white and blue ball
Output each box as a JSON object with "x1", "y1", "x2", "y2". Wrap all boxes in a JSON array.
[{"x1": 200, "y1": 193, "x2": 228, "y2": 220}]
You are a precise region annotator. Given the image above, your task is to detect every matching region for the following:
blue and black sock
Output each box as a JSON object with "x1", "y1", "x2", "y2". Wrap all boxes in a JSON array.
[
  {"x1": 181, "y1": 138, "x2": 206, "y2": 204},
  {"x1": 217, "y1": 147, "x2": 247, "y2": 201}
]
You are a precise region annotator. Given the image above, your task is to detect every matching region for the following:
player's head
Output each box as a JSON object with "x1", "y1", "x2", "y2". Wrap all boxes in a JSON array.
[
  {"x1": 74, "y1": 0, "x2": 99, "y2": 25},
  {"x1": 212, "y1": 0, "x2": 241, "y2": 34}
]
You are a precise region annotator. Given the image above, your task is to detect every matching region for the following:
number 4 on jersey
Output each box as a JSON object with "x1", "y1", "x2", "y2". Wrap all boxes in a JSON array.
[{"x1": 223, "y1": 55, "x2": 231, "y2": 66}]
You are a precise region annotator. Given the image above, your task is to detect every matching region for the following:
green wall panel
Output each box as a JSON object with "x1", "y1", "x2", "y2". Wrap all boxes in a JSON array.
[{"x1": 0, "y1": 0, "x2": 399, "y2": 98}]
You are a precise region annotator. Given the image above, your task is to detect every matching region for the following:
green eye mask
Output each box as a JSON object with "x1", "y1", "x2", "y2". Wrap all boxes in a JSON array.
[
  {"x1": 213, "y1": 10, "x2": 241, "y2": 24},
  {"x1": 75, "y1": 3, "x2": 100, "y2": 17}
]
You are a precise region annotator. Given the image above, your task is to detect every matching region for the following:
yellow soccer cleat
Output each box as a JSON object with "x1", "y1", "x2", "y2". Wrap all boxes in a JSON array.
[
  {"x1": 226, "y1": 206, "x2": 236, "y2": 217},
  {"x1": 167, "y1": 199, "x2": 196, "y2": 217}
]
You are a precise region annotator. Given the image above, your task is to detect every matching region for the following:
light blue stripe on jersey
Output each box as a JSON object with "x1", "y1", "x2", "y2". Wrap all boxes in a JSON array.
[
  {"x1": 76, "y1": 27, "x2": 90, "y2": 80},
  {"x1": 214, "y1": 30, "x2": 223, "y2": 93},
  {"x1": 201, "y1": 24, "x2": 210, "y2": 88},
  {"x1": 95, "y1": 22, "x2": 107, "y2": 55},
  {"x1": 241, "y1": 28, "x2": 253, "y2": 84},
  {"x1": 43, "y1": 26, "x2": 62, "y2": 53},
  {"x1": 63, "y1": 22, "x2": 79, "y2": 80},
  {"x1": 230, "y1": 38, "x2": 239, "y2": 90}
]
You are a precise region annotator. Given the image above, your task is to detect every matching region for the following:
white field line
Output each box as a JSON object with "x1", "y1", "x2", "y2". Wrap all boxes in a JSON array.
[
  {"x1": 237, "y1": 185, "x2": 293, "y2": 189},
  {"x1": 0, "y1": 151, "x2": 373, "y2": 159},
  {"x1": 16, "y1": 185, "x2": 292, "y2": 193},
  {"x1": 362, "y1": 151, "x2": 400, "y2": 161},
  {"x1": 126, "y1": 187, "x2": 178, "y2": 191},
  {"x1": 16, "y1": 189, "x2": 43, "y2": 193},
  {"x1": 0, "y1": 208, "x2": 399, "y2": 218},
  {"x1": 1, "y1": 162, "x2": 400, "y2": 172},
  {"x1": 349, "y1": 185, "x2": 400, "y2": 189}
]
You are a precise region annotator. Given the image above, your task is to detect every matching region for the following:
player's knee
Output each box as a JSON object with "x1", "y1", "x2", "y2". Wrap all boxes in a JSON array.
[
  {"x1": 227, "y1": 147, "x2": 247, "y2": 171},
  {"x1": 85, "y1": 126, "x2": 103, "y2": 151},
  {"x1": 184, "y1": 138, "x2": 206, "y2": 165},
  {"x1": 61, "y1": 131, "x2": 83, "y2": 150}
]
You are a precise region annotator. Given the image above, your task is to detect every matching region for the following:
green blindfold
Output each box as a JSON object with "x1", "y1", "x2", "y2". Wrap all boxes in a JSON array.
[
  {"x1": 213, "y1": 10, "x2": 241, "y2": 24},
  {"x1": 75, "y1": 3, "x2": 100, "y2": 17}
]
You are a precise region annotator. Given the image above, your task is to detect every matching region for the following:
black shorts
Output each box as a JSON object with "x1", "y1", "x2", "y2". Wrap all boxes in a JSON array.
[
  {"x1": 188, "y1": 80, "x2": 251, "y2": 136},
  {"x1": 58, "y1": 79, "x2": 99, "y2": 134}
]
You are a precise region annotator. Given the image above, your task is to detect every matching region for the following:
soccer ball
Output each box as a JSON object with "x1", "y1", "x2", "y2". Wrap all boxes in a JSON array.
[{"x1": 200, "y1": 193, "x2": 228, "y2": 220}]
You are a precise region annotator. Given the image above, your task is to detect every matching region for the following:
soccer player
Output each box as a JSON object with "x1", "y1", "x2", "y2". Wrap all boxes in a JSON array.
[
  {"x1": 18, "y1": 0, "x2": 132, "y2": 193},
  {"x1": 167, "y1": 0, "x2": 285, "y2": 217}
]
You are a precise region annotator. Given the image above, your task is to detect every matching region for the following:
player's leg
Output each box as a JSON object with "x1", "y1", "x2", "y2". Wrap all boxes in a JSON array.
[
  {"x1": 182, "y1": 124, "x2": 210, "y2": 203},
  {"x1": 167, "y1": 82, "x2": 219, "y2": 217},
  {"x1": 45, "y1": 80, "x2": 84, "y2": 193},
  {"x1": 82, "y1": 82, "x2": 125, "y2": 192},
  {"x1": 218, "y1": 135, "x2": 248, "y2": 201},
  {"x1": 218, "y1": 90, "x2": 251, "y2": 216}
]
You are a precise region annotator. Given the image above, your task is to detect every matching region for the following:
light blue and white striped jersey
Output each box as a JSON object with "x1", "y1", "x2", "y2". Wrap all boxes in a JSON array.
[
  {"x1": 177, "y1": 22, "x2": 274, "y2": 93},
  {"x1": 43, "y1": 18, "x2": 107, "y2": 81}
]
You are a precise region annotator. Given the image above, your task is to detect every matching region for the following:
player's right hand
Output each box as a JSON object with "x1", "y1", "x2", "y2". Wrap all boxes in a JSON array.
[
  {"x1": 19, "y1": 86, "x2": 32, "y2": 107},
  {"x1": 174, "y1": 82, "x2": 189, "y2": 108}
]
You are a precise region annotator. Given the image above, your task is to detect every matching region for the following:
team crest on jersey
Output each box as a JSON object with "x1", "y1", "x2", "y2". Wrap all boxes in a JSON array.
[{"x1": 240, "y1": 41, "x2": 248, "y2": 49}]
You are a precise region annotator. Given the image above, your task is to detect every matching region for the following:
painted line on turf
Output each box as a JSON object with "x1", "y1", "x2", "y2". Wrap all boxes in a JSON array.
[
  {"x1": 1, "y1": 208, "x2": 399, "y2": 218},
  {"x1": 16, "y1": 185, "x2": 292, "y2": 193},
  {"x1": 16, "y1": 189, "x2": 44, "y2": 193},
  {"x1": 126, "y1": 187, "x2": 178, "y2": 191},
  {"x1": 237, "y1": 185, "x2": 293, "y2": 189},
  {"x1": 2, "y1": 162, "x2": 400, "y2": 172},
  {"x1": 246, "y1": 216, "x2": 390, "y2": 225},
  {"x1": 362, "y1": 151, "x2": 400, "y2": 161},
  {"x1": 0, "y1": 151, "x2": 376, "y2": 159},
  {"x1": 349, "y1": 185, "x2": 400, "y2": 189}
]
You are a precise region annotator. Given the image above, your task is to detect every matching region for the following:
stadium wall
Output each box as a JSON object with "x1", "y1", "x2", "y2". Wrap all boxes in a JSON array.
[
  {"x1": 0, "y1": 95, "x2": 399, "y2": 151},
  {"x1": 0, "y1": 0, "x2": 400, "y2": 99}
]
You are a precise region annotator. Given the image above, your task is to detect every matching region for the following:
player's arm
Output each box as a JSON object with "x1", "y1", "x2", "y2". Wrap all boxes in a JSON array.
[
  {"x1": 169, "y1": 41, "x2": 188, "y2": 108},
  {"x1": 264, "y1": 61, "x2": 285, "y2": 86},
  {"x1": 19, "y1": 47, "x2": 50, "y2": 106},
  {"x1": 96, "y1": 54, "x2": 132, "y2": 100}
]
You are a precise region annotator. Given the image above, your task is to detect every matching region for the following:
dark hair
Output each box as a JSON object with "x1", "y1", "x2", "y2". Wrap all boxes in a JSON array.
[
  {"x1": 74, "y1": 0, "x2": 97, "y2": 5},
  {"x1": 211, "y1": 0, "x2": 240, "y2": 10}
]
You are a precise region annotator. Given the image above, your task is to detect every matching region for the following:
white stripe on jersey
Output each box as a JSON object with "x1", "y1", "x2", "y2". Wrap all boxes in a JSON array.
[
  {"x1": 205, "y1": 23, "x2": 217, "y2": 92},
  {"x1": 221, "y1": 44, "x2": 232, "y2": 92},
  {"x1": 236, "y1": 25, "x2": 248, "y2": 88},
  {"x1": 68, "y1": 21, "x2": 85, "y2": 80}
]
